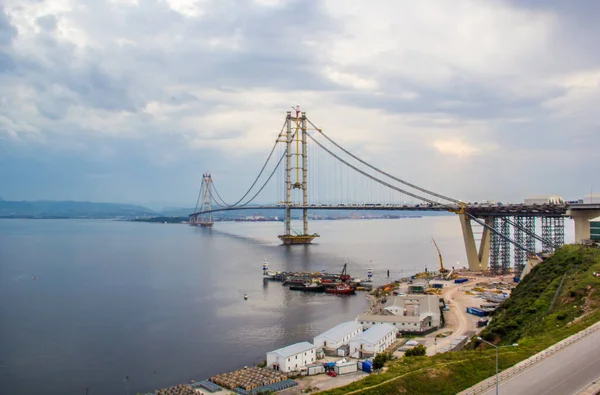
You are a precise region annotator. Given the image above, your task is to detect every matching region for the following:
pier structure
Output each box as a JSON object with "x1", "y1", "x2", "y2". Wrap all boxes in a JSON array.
[{"x1": 278, "y1": 108, "x2": 319, "y2": 245}]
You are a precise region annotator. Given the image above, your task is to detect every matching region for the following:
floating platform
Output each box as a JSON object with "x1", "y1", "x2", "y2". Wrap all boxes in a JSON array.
[
  {"x1": 278, "y1": 234, "x2": 320, "y2": 245},
  {"x1": 199, "y1": 222, "x2": 214, "y2": 228}
]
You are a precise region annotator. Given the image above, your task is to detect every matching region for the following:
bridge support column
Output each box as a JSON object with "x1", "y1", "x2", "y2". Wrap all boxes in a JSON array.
[
  {"x1": 568, "y1": 209, "x2": 600, "y2": 243},
  {"x1": 459, "y1": 214, "x2": 492, "y2": 271},
  {"x1": 284, "y1": 111, "x2": 292, "y2": 237},
  {"x1": 301, "y1": 112, "x2": 309, "y2": 235}
]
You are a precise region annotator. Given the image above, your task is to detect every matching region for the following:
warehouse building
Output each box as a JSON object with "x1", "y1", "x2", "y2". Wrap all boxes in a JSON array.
[
  {"x1": 266, "y1": 342, "x2": 315, "y2": 373},
  {"x1": 349, "y1": 323, "x2": 397, "y2": 358},
  {"x1": 313, "y1": 321, "x2": 363, "y2": 356},
  {"x1": 357, "y1": 295, "x2": 441, "y2": 333}
]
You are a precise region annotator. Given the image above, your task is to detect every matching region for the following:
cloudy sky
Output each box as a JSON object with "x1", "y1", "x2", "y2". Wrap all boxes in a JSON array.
[{"x1": 1, "y1": 0, "x2": 598, "y2": 209}]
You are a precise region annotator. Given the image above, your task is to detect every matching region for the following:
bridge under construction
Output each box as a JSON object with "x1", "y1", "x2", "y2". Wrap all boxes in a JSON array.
[{"x1": 190, "y1": 109, "x2": 600, "y2": 275}]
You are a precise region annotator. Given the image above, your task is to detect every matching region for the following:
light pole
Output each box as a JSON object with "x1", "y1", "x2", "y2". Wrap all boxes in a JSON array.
[{"x1": 477, "y1": 337, "x2": 518, "y2": 395}]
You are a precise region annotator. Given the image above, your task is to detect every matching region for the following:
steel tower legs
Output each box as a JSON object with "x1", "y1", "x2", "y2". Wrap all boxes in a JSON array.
[
  {"x1": 301, "y1": 113, "x2": 308, "y2": 235},
  {"x1": 284, "y1": 112, "x2": 292, "y2": 237}
]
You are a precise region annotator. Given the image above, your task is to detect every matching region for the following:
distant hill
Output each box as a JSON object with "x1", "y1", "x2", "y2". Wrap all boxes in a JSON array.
[{"x1": 0, "y1": 200, "x2": 159, "y2": 219}]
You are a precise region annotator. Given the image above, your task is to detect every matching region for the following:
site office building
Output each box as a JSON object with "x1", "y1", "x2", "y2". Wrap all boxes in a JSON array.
[
  {"x1": 349, "y1": 323, "x2": 397, "y2": 358},
  {"x1": 313, "y1": 321, "x2": 363, "y2": 356},
  {"x1": 266, "y1": 342, "x2": 316, "y2": 373}
]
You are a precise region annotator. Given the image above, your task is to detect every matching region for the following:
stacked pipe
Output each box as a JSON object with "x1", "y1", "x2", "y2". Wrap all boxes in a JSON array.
[
  {"x1": 155, "y1": 384, "x2": 195, "y2": 395},
  {"x1": 209, "y1": 367, "x2": 287, "y2": 391}
]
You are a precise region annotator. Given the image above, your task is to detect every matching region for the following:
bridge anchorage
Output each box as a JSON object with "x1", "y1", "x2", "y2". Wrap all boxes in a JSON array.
[{"x1": 190, "y1": 109, "x2": 597, "y2": 272}]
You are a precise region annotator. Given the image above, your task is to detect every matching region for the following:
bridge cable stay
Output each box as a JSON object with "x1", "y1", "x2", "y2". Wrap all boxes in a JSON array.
[
  {"x1": 306, "y1": 118, "x2": 460, "y2": 204},
  {"x1": 204, "y1": 120, "x2": 288, "y2": 209},
  {"x1": 465, "y1": 212, "x2": 535, "y2": 254},
  {"x1": 502, "y1": 217, "x2": 557, "y2": 250},
  {"x1": 306, "y1": 132, "x2": 442, "y2": 205}
]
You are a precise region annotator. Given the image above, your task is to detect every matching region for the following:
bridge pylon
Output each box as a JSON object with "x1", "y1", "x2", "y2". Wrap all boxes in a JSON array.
[
  {"x1": 192, "y1": 173, "x2": 214, "y2": 227},
  {"x1": 278, "y1": 109, "x2": 319, "y2": 245},
  {"x1": 458, "y1": 213, "x2": 492, "y2": 271}
]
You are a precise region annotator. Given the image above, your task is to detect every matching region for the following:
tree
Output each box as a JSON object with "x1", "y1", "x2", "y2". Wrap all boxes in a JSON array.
[{"x1": 405, "y1": 345, "x2": 427, "y2": 357}]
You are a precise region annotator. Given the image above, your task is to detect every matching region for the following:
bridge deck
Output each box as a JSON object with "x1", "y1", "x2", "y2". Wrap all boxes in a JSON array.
[{"x1": 190, "y1": 203, "x2": 575, "y2": 217}]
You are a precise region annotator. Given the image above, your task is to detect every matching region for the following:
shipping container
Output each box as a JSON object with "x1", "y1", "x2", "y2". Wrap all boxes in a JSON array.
[
  {"x1": 432, "y1": 283, "x2": 444, "y2": 289},
  {"x1": 334, "y1": 362, "x2": 358, "y2": 375},
  {"x1": 454, "y1": 278, "x2": 468, "y2": 284},
  {"x1": 306, "y1": 364, "x2": 325, "y2": 376},
  {"x1": 466, "y1": 307, "x2": 486, "y2": 317}
]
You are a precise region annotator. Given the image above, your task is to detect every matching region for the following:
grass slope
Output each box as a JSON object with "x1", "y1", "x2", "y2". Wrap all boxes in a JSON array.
[{"x1": 319, "y1": 245, "x2": 600, "y2": 395}]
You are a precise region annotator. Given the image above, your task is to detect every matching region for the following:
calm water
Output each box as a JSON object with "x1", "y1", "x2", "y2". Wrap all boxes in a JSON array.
[{"x1": 0, "y1": 216, "x2": 573, "y2": 394}]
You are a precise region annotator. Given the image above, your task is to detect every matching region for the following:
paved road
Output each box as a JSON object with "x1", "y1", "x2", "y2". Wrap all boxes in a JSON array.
[{"x1": 481, "y1": 328, "x2": 600, "y2": 395}]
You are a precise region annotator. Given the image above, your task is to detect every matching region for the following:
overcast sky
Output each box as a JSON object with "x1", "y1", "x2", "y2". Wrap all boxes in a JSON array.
[{"x1": 1, "y1": 0, "x2": 598, "y2": 209}]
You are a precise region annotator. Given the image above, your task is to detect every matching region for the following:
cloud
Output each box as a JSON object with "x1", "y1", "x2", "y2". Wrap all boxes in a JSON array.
[
  {"x1": 433, "y1": 140, "x2": 480, "y2": 158},
  {"x1": 0, "y1": 0, "x2": 598, "y2": 205}
]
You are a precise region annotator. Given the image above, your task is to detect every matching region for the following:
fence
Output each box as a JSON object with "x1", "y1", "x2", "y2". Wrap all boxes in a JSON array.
[{"x1": 460, "y1": 320, "x2": 600, "y2": 395}]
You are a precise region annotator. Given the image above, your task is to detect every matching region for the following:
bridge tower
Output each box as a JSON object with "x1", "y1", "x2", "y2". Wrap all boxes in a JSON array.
[
  {"x1": 196, "y1": 173, "x2": 214, "y2": 227},
  {"x1": 278, "y1": 109, "x2": 319, "y2": 245}
]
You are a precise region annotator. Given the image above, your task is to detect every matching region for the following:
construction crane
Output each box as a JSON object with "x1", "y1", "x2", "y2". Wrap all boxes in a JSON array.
[{"x1": 431, "y1": 237, "x2": 449, "y2": 275}]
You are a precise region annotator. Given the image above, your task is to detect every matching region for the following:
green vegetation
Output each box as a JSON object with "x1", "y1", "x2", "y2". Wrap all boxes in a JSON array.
[
  {"x1": 319, "y1": 245, "x2": 600, "y2": 395},
  {"x1": 404, "y1": 344, "x2": 427, "y2": 357},
  {"x1": 372, "y1": 352, "x2": 393, "y2": 370}
]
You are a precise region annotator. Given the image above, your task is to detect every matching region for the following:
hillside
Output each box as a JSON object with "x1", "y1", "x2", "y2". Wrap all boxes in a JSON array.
[
  {"x1": 320, "y1": 245, "x2": 600, "y2": 395},
  {"x1": 0, "y1": 200, "x2": 159, "y2": 219},
  {"x1": 482, "y1": 245, "x2": 600, "y2": 345}
]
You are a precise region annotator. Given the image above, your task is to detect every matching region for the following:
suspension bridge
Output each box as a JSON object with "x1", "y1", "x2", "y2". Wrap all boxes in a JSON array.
[{"x1": 190, "y1": 109, "x2": 600, "y2": 275}]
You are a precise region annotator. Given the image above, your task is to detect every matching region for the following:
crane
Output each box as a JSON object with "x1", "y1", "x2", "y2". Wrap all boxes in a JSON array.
[{"x1": 431, "y1": 237, "x2": 449, "y2": 275}]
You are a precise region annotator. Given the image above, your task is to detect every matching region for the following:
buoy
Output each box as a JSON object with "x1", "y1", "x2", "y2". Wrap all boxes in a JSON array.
[{"x1": 244, "y1": 294, "x2": 248, "y2": 300}]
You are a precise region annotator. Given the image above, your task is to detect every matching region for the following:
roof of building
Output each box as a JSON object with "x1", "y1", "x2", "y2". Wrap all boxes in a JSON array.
[
  {"x1": 391, "y1": 294, "x2": 440, "y2": 315},
  {"x1": 268, "y1": 342, "x2": 314, "y2": 358},
  {"x1": 314, "y1": 321, "x2": 363, "y2": 343},
  {"x1": 351, "y1": 324, "x2": 396, "y2": 345},
  {"x1": 357, "y1": 313, "x2": 421, "y2": 324}
]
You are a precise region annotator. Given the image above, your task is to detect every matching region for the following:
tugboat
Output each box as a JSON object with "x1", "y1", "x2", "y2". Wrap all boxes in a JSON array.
[
  {"x1": 289, "y1": 282, "x2": 326, "y2": 293},
  {"x1": 325, "y1": 283, "x2": 355, "y2": 295}
]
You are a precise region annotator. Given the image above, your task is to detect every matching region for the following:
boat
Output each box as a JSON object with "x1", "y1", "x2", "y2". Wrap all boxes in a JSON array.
[
  {"x1": 283, "y1": 276, "x2": 309, "y2": 285},
  {"x1": 325, "y1": 283, "x2": 355, "y2": 295},
  {"x1": 262, "y1": 258, "x2": 281, "y2": 279},
  {"x1": 289, "y1": 283, "x2": 326, "y2": 293}
]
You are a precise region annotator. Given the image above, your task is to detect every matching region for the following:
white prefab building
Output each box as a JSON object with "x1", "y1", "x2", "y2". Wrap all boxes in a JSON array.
[
  {"x1": 349, "y1": 324, "x2": 397, "y2": 358},
  {"x1": 357, "y1": 295, "x2": 441, "y2": 333},
  {"x1": 266, "y1": 342, "x2": 316, "y2": 373},
  {"x1": 313, "y1": 321, "x2": 363, "y2": 355}
]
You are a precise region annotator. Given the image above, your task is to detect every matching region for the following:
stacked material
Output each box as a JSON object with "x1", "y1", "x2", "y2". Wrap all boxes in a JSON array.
[
  {"x1": 155, "y1": 384, "x2": 195, "y2": 395},
  {"x1": 233, "y1": 379, "x2": 298, "y2": 395},
  {"x1": 210, "y1": 367, "x2": 287, "y2": 391}
]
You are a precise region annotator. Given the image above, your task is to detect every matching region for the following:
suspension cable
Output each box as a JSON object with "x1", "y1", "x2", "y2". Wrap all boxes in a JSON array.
[
  {"x1": 193, "y1": 178, "x2": 203, "y2": 214},
  {"x1": 210, "y1": 120, "x2": 287, "y2": 208},
  {"x1": 306, "y1": 118, "x2": 460, "y2": 204},
  {"x1": 307, "y1": 132, "x2": 441, "y2": 205},
  {"x1": 225, "y1": 150, "x2": 287, "y2": 208}
]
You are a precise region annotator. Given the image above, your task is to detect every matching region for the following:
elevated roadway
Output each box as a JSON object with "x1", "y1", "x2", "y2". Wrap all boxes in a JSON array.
[{"x1": 191, "y1": 203, "x2": 572, "y2": 217}]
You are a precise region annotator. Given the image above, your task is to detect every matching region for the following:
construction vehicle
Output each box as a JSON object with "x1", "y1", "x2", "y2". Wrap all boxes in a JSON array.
[{"x1": 432, "y1": 237, "x2": 450, "y2": 275}]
